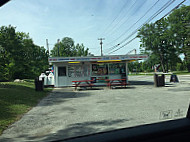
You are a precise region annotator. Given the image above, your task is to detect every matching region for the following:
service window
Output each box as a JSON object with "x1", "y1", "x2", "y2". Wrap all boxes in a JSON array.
[
  {"x1": 58, "y1": 67, "x2": 66, "y2": 76},
  {"x1": 109, "y1": 63, "x2": 126, "y2": 75},
  {"x1": 92, "y1": 64, "x2": 108, "y2": 75}
]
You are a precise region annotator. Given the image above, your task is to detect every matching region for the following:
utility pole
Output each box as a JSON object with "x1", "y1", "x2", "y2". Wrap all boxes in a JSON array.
[
  {"x1": 46, "y1": 39, "x2": 49, "y2": 56},
  {"x1": 57, "y1": 39, "x2": 60, "y2": 57},
  {"x1": 98, "y1": 38, "x2": 105, "y2": 56}
]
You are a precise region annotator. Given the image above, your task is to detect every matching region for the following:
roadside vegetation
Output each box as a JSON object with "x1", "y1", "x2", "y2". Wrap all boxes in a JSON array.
[
  {"x1": 0, "y1": 80, "x2": 51, "y2": 135},
  {"x1": 128, "y1": 71, "x2": 190, "y2": 76},
  {"x1": 137, "y1": 5, "x2": 190, "y2": 73},
  {"x1": 0, "y1": 25, "x2": 90, "y2": 136},
  {"x1": 0, "y1": 26, "x2": 90, "y2": 82}
]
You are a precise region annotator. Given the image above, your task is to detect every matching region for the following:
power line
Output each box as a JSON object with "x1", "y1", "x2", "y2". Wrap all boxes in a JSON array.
[
  {"x1": 161, "y1": 0, "x2": 187, "y2": 19},
  {"x1": 108, "y1": 0, "x2": 175, "y2": 54},
  {"x1": 109, "y1": 37, "x2": 137, "y2": 54},
  {"x1": 105, "y1": 0, "x2": 160, "y2": 48},
  {"x1": 99, "y1": 0, "x2": 129, "y2": 37},
  {"x1": 103, "y1": 0, "x2": 139, "y2": 38},
  {"x1": 107, "y1": 0, "x2": 173, "y2": 52},
  {"x1": 108, "y1": 0, "x2": 186, "y2": 55},
  {"x1": 107, "y1": 0, "x2": 176, "y2": 54}
]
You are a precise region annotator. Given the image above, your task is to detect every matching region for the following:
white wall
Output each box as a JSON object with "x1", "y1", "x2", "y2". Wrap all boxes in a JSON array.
[
  {"x1": 53, "y1": 61, "x2": 129, "y2": 87},
  {"x1": 54, "y1": 62, "x2": 91, "y2": 87}
]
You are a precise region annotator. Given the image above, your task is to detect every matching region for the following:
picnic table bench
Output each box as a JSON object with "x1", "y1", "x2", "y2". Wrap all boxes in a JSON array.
[
  {"x1": 72, "y1": 78, "x2": 128, "y2": 90},
  {"x1": 72, "y1": 79, "x2": 94, "y2": 90},
  {"x1": 105, "y1": 79, "x2": 127, "y2": 89}
]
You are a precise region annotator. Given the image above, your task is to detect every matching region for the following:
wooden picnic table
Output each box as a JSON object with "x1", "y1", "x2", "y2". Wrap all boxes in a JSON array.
[
  {"x1": 105, "y1": 78, "x2": 127, "y2": 89},
  {"x1": 72, "y1": 79, "x2": 94, "y2": 90}
]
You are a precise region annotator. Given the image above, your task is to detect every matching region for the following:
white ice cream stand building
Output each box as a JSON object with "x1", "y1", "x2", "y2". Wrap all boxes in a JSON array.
[{"x1": 48, "y1": 54, "x2": 148, "y2": 87}]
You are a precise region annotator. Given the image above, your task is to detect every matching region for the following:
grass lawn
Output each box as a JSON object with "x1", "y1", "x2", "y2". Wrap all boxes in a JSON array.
[
  {"x1": 129, "y1": 71, "x2": 190, "y2": 76},
  {"x1": 172, "y1": 71, "x2": 190, "y2": 75},
  {"x1": 0, "y1": 80, "x2": 52, "y2": 135}
]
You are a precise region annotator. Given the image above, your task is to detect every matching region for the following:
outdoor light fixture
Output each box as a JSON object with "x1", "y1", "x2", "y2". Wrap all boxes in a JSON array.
[
  {"x1": 97, "y1": 60, "x2": 121, "y2": 62},
  {"x1": 68, "y1": 62, "x2": 80, "y2": 63}
]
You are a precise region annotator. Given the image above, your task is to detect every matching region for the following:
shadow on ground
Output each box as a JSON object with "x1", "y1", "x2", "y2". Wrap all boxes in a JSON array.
[
  {"x1": 37, "y1": 90, "x2": 92, "y2": 106},
  {"x1": 0, "y1": 118, "x2": 132, "y2": 142},
  {"x1": 76, "y1": 88, "x2": 104, "y2": 91},
  {"x1": 129, "y1": 81, "x2": 154, "y2": 85},
  {"x1": 111, "y1": 86, "x2": 136, "y2": 89}
]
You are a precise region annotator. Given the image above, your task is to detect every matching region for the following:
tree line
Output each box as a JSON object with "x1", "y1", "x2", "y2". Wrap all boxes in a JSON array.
[
  {"x1": 0, "y1": 25, "x2": 49, "y2": 81},
  {"x1": 50, "y1": 37, "x2": 90, "y2": 57},
  {"x1": 0, "y1": 5, "x2": 189, "y2": 81},
  {"x1": 0, "y1": 26, "x2": 90, "y2": 81},
  {"x1": 136, "y1": 5, "x2": 190, "y2": 73}
]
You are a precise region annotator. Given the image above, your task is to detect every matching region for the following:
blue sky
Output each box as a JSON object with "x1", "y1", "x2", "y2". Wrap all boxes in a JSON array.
[{"x1": 0, "y1": 0, "x2": 189, "y2": 56}]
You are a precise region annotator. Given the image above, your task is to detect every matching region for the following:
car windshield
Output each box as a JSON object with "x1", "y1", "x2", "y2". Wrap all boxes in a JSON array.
[{"x1": 0, "y1": 0, "x2": 190, "y2": 141}]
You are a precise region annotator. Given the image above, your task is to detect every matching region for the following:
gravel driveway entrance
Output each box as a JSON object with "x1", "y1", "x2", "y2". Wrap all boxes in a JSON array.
[{"x1": 0, "y1": 75, "x2": 190, "y2": 141}]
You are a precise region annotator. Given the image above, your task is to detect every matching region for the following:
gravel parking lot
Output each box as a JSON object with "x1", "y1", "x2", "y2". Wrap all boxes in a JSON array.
[{"x1": 0, "y1": 75, "x2": 190, "y2": 142}]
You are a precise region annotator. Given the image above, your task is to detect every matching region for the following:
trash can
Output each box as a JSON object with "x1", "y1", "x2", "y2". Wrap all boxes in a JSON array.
[
  {"x1": 154, "y1": 74, "x2": 165, "y2": 87},
  {"x1": 35, "y1": 77, "x2": 44, "y2": 91}
]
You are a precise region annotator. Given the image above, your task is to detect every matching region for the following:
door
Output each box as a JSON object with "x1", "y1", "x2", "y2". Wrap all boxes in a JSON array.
[{"x1": 58, "y1": 66, "x2": 67, "y2": 86}]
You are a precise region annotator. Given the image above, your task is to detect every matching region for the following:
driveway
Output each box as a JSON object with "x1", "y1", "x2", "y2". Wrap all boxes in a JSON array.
[{"x1": 0, "y1": 75, "x2": 190, "y2": 141}]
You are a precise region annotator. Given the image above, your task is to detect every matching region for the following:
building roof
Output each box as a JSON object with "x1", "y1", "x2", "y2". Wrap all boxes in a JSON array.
[{"x1": 48, "y1": 54, "x2": 148, "y2": 63}]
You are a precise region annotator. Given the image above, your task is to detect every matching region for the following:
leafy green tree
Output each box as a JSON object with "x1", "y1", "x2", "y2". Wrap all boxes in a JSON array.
[
  {"x1": 0, "y1": 25, "x2": 49, "y2": 80},
  {"x1": 51, "y1": 37, "x2": 89, "y2": 57},
  {"x1": 31, "y1": 45, "x2": 49, "y2": 77},
  {"x1": 74, "y1": 43, "x2": 89, "y2": 56},
  {"x1": 168, "y1": 5, "x2": 190, "y2": 71},
  {"x1": 138, "y1": 19, "x2": 185, "y2": 72},
  {"x1": 138, "y1": 5, "x2": 190, "y2": 72},
  {"x1": 0, "y1": 45, "x2": 14, "y2": 80},
  {"x1": 0, "y1": 25, "x2": 18, "y2": 80},
  {"x1": 138, "y1": 19, "x2": 166, "y2": 72}
]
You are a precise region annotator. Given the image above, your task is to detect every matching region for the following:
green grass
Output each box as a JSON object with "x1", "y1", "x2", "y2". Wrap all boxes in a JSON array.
[
  {"x1": 128, "y1": 71, "x2": 190, "y2": 76},
  {"x1": 129, "y1": 73, "x2": 153, "y2": 76},
  {"x1": 172, "y1": 71, "x2": 190, "y2": 75},
  {"x1": 0, "y1": 81, "x2": 52, "y2": 135}
]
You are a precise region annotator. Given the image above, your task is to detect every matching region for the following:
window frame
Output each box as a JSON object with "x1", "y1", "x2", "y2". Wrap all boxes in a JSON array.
[{"x1": 58, "y1": 66, "x2": 67, "y2": 76}]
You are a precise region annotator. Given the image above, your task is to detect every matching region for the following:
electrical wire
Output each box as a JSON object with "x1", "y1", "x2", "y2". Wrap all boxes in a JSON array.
[
  {"x1": 107, "y1": 0, "x2": 174, "y2": 52},
  {"x1": 103, "y1": 0, "x2": 139, "y2": 38},
  {"x1": 108, "y1": 0, "x2": 187, "y2": 54},
  {"x1": 107, "y1": 0, "x2": 176, "y2": 54},
  {"x1": 105, "y1": 0, "x2": 160, "y2": 48},
  {"x1": 99, "y1": 0, "x2": 129, "y2": 37}
]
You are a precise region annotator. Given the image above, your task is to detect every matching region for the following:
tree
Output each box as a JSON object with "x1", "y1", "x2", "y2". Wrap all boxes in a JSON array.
[
  {"x1": 168, "y1": 5, "x2": 190, "y2": 71},
  {"x1": 51, "y1": 37, "x2": 89, "y2": 57},
  {"x1": 0, "y1": 25, "x2": 49, "y2": 80},
  {"x1": 138, "y1": 19, "x2": 172, "y2": 72},
  {"x1": 0, "y1": 25, "x2": 19, "y2": 80},
  {"x1": 74, "y1": 43, "x2": 89, "y2": 56},
  {"x1": 0, "y1": 45, "x2": 14, "y2": 80},
  {"x1": 138, "y1": 5, "x2": 190, "y2": 72},
  {"x1": 138, "y1": 5, "x2": 190, "y2": 73}
]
